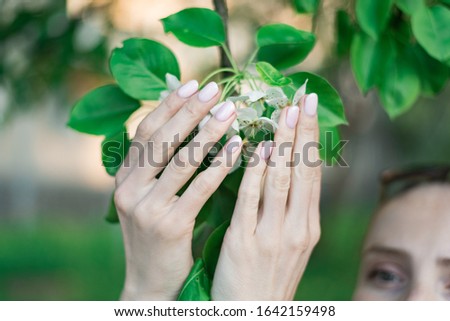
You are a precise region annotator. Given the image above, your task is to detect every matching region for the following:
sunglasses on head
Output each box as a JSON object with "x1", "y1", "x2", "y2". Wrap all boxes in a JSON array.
[{"x1": 379, "y1": 165, "x2": 450, "y2": 202}]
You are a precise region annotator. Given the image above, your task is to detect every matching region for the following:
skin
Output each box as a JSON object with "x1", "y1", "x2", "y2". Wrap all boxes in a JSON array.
[
  {"x1": 116, "y1": 81, "x2": 242, "y2": 300},
  {"x1": 116, "y1": 78, "x2": 322, "y2": 300},
  {"x1": 212, "y1": 94, "x2": 321, "y2": 300},
  {"x1": 354, "y1": 183, "x2": 450, "y2": 301}
]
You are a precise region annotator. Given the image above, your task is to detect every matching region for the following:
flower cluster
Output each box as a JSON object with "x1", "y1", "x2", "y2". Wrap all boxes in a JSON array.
[{"x1": 161, "y1": 74, "x2": 308, "y2": 145}]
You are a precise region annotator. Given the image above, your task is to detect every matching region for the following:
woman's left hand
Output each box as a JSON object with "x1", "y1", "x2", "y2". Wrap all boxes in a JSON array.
[{"x1": 211, "y1": 93, "x2": 322, "y2": 300}]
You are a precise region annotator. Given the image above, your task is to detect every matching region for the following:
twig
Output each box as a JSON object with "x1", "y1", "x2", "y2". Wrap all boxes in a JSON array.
[{"x1": 213, "y1": 0, "x2": 233, "y2": 72}]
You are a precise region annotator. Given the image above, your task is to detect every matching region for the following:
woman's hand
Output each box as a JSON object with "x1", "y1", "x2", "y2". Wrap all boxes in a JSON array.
[
  {"x1": 114, "y1": 80, "x2": 242, "y2": 300},
  {"x1": 211, "y1": 94, "x2": 321, "y2": 300}
]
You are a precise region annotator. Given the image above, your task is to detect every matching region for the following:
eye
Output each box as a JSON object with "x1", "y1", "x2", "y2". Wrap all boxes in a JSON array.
[{"x1": 367, "y1": 265, "x2": 407, "y2": 290}]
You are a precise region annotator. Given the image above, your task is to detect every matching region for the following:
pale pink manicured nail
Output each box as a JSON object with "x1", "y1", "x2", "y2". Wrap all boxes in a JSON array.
[
  {"x1": 226, "y1": 135, "x2": 242, "y2": 153},
  {"x1": 286, "y1": 106, "x2": 300, "y2": 129},
  {"x1": 260, "y1": 141, "x2": 273, "y2": 160},
  {"x1": 177, "y1": 80, "x2": 199, "y2": 98},
  {"x1": 198, "y1": 82, "x2": 219, "y2": 102},
  {"x1": 304, "y1": 93, "x2": 318, "y2": 116},
  {"x1": 214, "y1": 101, "x2": 235, "y2": 122}
]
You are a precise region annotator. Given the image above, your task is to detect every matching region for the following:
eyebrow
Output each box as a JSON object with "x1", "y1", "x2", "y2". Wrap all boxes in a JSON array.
[{"x1": 363, "y1": 245, "x2": 409, "y2": 259}]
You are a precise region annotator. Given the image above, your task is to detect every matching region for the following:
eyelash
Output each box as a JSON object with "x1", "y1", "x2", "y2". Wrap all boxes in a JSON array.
[{"x1": 367, "y1": 267, "x2": 407, "y2": 289}]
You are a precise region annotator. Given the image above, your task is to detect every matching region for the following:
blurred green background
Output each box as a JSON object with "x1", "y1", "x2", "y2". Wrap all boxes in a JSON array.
[{"x1": 0, "y1": 0, "x2": 449, "y2": 300}]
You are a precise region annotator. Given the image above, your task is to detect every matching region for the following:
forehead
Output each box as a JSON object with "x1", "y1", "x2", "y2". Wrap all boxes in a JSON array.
[{"x1": 364, "y1": 184, "x2": 450, "y2": 255}]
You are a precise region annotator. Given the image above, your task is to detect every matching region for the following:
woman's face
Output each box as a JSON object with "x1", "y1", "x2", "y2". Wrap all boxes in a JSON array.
[{"x1": 353, "y1": 184, "x2": 450, "y2": 300}]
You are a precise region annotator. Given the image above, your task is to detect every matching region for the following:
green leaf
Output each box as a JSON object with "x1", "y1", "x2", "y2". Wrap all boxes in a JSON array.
[
  {"x1": 255, "y1": 62, "x2": 292, "y2": 86},
  {"x1": 350, "y1": 31, "x2": 394, "y2": 93},
  {"x1": 177, "y1": 259, "x2": 211, "y2": 301},
  {"x1": 110, "y1": 38, "x2": 180, "y2": 101},
  {"x1": 395, "y1": 0, "x2": 425, "y2": 15},
  {"x1": 68, "y1": 85, "x2": 140, "y2": 136},
  {"x1": 202, "y1": 220, "x2": 230, "y2": 279},
  {"x1": 161, "y1": 8, "x2": 225, "y2": 47},
  {"x1": 293, "y1": 0, "x2": 319, "y2": 13},
  {"x1": 336, "y1": 10, "x2": 355, "y2": 57},
  {"x1": 356, "y1": 0, "x2": 394, "y2": 39},
  {"x1": 102, "y1": 129, "x2": 131, "y2": 176},
  {"x1": 105, "y1": 193, "x2": 119, "y2": 223},
  {"x1": 319, "y1": 126, "x2": 344, "y2": 165},
  {"x1": 378, "y1": 47, "x2": 421, "y2": 118},
  {"x1": 412, "y1": 45, "x2": 449, "y2": 96},
  {"x1": 256, "y1": 24, "x2": 316, "y2": 69},
  {"x1": 289, "y1": 72, "x2": 348, "y2": 127},
  {"x1": 411, "y1": 5, "x2": 450, "y2": 62}
]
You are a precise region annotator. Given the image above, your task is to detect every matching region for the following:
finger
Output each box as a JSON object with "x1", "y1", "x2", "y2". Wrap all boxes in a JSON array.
[
  {"x1": 129, "y1": 82, "x2": 220, "y2": 185},
  {"x1": 230, "y1": 141, "x2": 273, "y2": 234},
  {"x1": 172, "y1": 135, "x2": 243, "y2": 222},
  {"x1": 117, "y1": 80, "x2": 199, "y2": 183},
  {"x1": 286, "y1": 93, "x2": 322, "y2": 229},
  {"x1": 151, "y1": 101, "x2": 236, "y2": 201},
  {"x1": 258, "y1": 105, "x2": 299, "y2": 234}
]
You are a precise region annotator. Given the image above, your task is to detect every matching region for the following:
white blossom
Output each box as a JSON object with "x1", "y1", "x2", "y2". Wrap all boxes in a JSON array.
[{"x1": 159, "y1": 73, "x2": 182, "y2": 101}]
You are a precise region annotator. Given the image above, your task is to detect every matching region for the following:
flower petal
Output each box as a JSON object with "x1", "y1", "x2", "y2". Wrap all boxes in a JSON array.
[
  {"x1": 247, "y1": 90, "x2": 266, "y2": 102},
  {"x1": 165, "y1": 73, "x2": 181, "y2": 91},
  {"x1": 293, "y1": 79, "x2": 308, "y2": 106}
]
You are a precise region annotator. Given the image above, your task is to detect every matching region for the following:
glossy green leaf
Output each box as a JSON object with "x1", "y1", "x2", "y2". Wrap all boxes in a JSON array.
[
  {"x1": 68, "y1": 85, "x2": 140, "y2": 136},
  {"x1": 161, "y1": 8, "x2": 225, "y2": 47},
  {"x1": 177, "y1": 259, "x2": 211, "y2": 301},
  {"x1": 336, "y1": 10, "x2": 355, "y2": 57},
  {"x1": 289, "y1": 72, "x2": 348, "y2": 127},
  {"x1": 412, "y1": 45, "x2": 449, "y2": 96},
  {"x1": 256, "y1": 24, "x2": 316, "y2": 69},
  {"x1": 379, "y1": 47, "x2": 421, "y2": 118},
  {"x1": 350, "y1": 31, "x2": 394, "y2": 93},
  {"x1": 293, "y1": 0, "x2": 319, "y2": 13},
  {"x1": 110, "y1": 38, "x2": 180, "y2": 101},
  {"x1": 412, "y1": 5, "x2": 450, "y2": 62},
  {"x1": 203, "y1": 220, "x2": 230, "y2": 279},
  {"x1": 105, "y1": 193, "x2": 119, "y2": 223},
  {"x1": 102, "y1": 129, "x2": 131, "y2": 176},
  {"x1": 395, "y1": 0, "x2": 425, "y2": 14},
  {"x1": 256, "y1": 62, "x2": 292, "y2": 86},
  {"x1": 356, "y1": 0, "x2": 394, "y2": 39},
  {"x1": 319, "y1": 126, "x2": 345, "y2": 165}
]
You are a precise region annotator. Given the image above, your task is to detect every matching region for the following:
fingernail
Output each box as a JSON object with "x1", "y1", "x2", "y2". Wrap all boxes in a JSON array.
[
  {"x1": 260, "y1": 140, "x2": 273, "y2": 160},
  {"x1": 286, "y1": 106, "x2": 300, "y2": 129},
  {"x1": 214, "y1": 101, "x2": 235, "y2": 122},
  {"x1": 226, "y1": 135, "x2": 242, "y2": 154},
  {"x1": 304, "y1": 93, "x2": 318, "y2": 117},
  {"x1": 177, "y1": 80, "x2": 199, "y2": 98},
  {"x1": 198, "y1": 82, "x2": 219, "y2": 102}
]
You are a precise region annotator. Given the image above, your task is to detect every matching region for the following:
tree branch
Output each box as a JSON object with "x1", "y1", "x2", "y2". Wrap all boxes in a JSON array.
[{"x1": 213, "y1": 0, "x2": 233, "y2": 70}]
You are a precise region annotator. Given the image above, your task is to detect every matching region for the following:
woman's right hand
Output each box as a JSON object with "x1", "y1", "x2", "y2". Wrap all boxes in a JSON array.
[
  {"x1": 114, "y1": 80, "x2": 242, "y2": 300},
  {"x1": 211, "y1": 94, "x2": 322, "y2": 300}
]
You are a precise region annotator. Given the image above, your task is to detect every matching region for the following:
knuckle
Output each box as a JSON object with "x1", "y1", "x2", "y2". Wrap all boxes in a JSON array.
[
  {"x1": 200, "y1": 122, "x2": 219, "y2": 141},
  {"x1": 191, "y1": 173, "x2": 214, "y2": 196},
  {"x1": 271, "y1": 172, "x2": 291, "y2": 191},
  {"x1": 287, "y1": 237, "x2": 310, "y2": 252},
  {"x1": 133, "y1": 202, "x2": 159, "y2": 229},
  {"x1": 164, "y1": 94, "x2": 182, "y2": 113},
  {"x1": 298, "y1": 164, "x2": 321, "y2": 181},
  {"x1": 114, "y1": 186, "x2": 132, "y2": 214},
  {"x1": 310, "y1": 225, "x2": 321, "y2": 246},
  {"x1": 136, "y1": 120, "x2": 154, "y2": 141},
  {"x1": 167, "y1": 151, "x2": 191, "y2": 175},
  {"x1": 237, "y1": 190, "x2": 260, "y2": 210},
  {"x1": 299, "y1": 119, "x2": 317, "y2": 134},
  {"x1": 182, "y1": 100, "x2": 198, "y2": 118}
]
